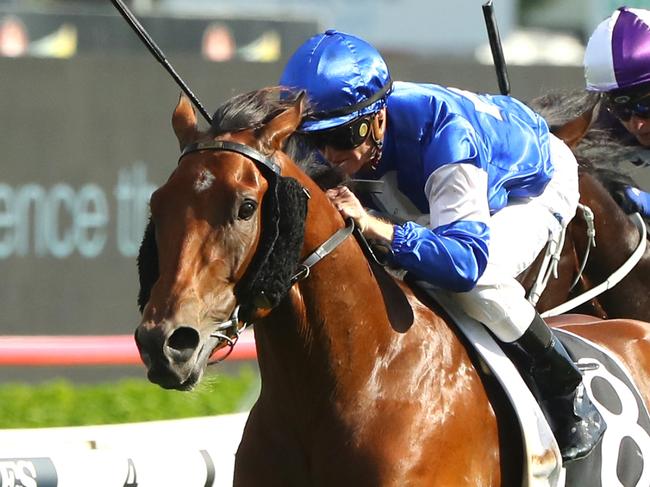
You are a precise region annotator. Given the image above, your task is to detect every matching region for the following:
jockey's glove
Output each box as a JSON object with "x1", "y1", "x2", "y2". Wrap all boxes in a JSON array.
[{"x1": 616, "y1": 185, "x2": 650, "y2": 217}]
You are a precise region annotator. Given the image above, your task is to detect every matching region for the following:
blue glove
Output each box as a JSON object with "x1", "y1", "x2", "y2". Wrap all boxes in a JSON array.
[{"x1": 621, "y1": 186, "x2": 650, "y2": 217}]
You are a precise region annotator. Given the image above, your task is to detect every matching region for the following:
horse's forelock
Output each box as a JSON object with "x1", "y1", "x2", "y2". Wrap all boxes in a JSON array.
[
  {"x1": 210, "y1": 87, "x2": 307, "y2": 135},
  {"x1": 209, "y1": 86, "x2": 347, "y2": 191}
]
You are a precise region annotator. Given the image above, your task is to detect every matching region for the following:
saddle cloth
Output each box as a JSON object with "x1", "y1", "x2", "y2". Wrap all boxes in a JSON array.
[
  {"x1": 555, "y1": 327, "x2": 650, "y2": 487},
  {"x1": 431, "y1": 291, "x2": 650, "y2": 487}
]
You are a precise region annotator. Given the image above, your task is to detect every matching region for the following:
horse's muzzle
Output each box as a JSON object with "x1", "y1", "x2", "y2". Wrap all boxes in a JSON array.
[{"x1": 135, "y1": 323, "x2": 204, "y2": 390}]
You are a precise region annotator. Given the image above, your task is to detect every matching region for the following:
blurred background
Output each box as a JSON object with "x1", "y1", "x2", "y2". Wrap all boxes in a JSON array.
[{"x1": 0, "y1": 0, "x2": 640, "y2": 422}]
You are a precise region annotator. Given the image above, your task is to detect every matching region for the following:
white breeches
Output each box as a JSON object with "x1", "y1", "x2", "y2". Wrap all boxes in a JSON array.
[{"x1": 449, "y1": 134, "x2": 580, "y2": 342}]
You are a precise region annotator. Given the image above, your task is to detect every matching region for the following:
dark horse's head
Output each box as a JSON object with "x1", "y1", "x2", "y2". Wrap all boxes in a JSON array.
[
  {"x1": 525, "y1": 90, "x2": 650, "y2": 320},
  {"x1": 530, "y1": 89, "x2": 645, "y2": 194},
  {"x1": 135, "y1": 88, "x2": 314, "y2": 390}
]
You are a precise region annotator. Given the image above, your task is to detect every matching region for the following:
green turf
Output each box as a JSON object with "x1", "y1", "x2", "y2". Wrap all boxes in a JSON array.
[{"x1": 0, "y1": 367, "x2": 258, "y2": 428}]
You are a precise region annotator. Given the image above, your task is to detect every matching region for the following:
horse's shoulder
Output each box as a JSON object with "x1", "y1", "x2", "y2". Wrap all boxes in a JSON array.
[{"x1": 547, "y1": 313, "x2": 600, "y2": 328}]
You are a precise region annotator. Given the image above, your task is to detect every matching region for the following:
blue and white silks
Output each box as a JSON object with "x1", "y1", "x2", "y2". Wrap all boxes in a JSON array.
[{"x1": 374, "y1": 82, "x2": 554, "y2": 292}]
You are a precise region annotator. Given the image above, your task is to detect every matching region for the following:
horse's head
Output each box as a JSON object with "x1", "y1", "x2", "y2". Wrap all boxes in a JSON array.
[{"x1": 135, "y1": 89, "x2": 312, "y2": 390}]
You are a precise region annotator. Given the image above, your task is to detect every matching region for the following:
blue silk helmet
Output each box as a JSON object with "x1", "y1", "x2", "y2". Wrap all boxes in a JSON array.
[{"x1": 280, "y1": 30, "x2": 393, "y2": 131}]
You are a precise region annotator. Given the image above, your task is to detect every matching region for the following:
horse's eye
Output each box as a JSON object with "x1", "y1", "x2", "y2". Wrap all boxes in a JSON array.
[{"x1": 238, "y1": 199, "x2": 258, "y2": 220}]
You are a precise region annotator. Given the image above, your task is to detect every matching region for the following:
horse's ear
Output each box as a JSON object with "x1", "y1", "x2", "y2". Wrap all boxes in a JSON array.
[
  {"x1": 258, "y1": 91, "x2": 306, "y2": 151},
  {"x1": 172, "y1": 93, "x2": 199, "y2": 150},
  {"x1": 552, "y1": 101, "x2": 600, "y2": 149}
]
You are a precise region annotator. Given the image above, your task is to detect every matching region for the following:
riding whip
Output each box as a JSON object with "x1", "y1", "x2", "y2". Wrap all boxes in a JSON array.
[
  {"x1": 109, "y1": 0, "x2": 213, "y2": 124},
  {"x1": 482, "y1": 0, "x2": 511, "y2": 96}
]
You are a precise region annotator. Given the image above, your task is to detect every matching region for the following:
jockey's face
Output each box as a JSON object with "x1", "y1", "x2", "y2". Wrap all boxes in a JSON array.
[
  {"x1": 621, "y1": 115, "x2": 650, "y2": 147},
  {"x1": 313, "y1": 108, "x2": 387, "y2": 176},
  {"x1": 606, "y1": 89, "x2": 650, "y2": 147}
]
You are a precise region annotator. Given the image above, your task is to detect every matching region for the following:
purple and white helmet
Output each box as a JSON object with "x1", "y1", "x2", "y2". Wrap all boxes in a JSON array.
[{"x1": 584, "y1": 7, "x2": 650, "y2": 92}]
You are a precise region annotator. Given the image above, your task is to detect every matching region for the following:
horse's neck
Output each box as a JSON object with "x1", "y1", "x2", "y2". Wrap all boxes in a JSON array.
[
  {"x1": 246, "y1": 181, "x2": 501, "y2": 481},
  {"x1": 583, "y1": 175, "x2": 648, "y2": 268},
  {"x1": 255, "y1": 204, "x2": 392, "y2": 395},
  {"x1": 573, "y1": 174, "x2": 650, "y2": 320},
  {"x1": 253, "y1": 188, "x2": 467, "y2": 419}
]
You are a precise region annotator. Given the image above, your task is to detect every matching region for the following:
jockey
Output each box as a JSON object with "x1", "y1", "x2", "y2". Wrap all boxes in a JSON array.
[
  {"x1": 584, "y1": 6, "x2": 650, "y2": 217},
  {"x1": 281, "y1": 30, "x2": 606, "y2": 463}
]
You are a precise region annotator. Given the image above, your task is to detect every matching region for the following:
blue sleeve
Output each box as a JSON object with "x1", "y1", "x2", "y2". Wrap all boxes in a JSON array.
[
  {"x1": 391, "y1": 220, "x2": 490, "y2": 292},
  {"x1": 623, "y1": 186, "x2": 650, "y2": 217}
]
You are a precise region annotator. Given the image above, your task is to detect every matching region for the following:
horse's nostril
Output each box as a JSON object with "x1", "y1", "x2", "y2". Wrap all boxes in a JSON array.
[{"x1": 166, "y1": 326, "x2": 200, "y2": 362}]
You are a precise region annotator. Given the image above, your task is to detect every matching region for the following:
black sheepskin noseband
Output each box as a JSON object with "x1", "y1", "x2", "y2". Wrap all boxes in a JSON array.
[
  {"x1": 234, "y1": 174, "x2": 308, "y2": 312},
  {"x1": 137, "y1": 219, "x2": 158, "y2": 313},
  {"x1": 136, "y1": 175, "x2": 308, "y2": 316}
]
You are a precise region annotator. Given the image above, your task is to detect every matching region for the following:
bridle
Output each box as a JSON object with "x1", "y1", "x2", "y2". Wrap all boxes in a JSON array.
[
  {"x1": 179, "y1": 139, "x2": 355, "y2": 362},
  {"x1": 109, "y1": 0, "x2": 363, "y2": 360}
]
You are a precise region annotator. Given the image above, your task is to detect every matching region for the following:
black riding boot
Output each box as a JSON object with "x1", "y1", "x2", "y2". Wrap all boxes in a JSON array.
[{"x1": 503, "y1": 313, "x2": 607, "y2": 463}]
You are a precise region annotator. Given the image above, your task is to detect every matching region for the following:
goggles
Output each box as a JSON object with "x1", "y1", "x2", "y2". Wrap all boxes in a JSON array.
[
  {"x1": 605, "y1": 93, "x2": 650, "y2": 122},
  {"x1": 307, "y1": 116, "x2": 373, "y2": 151}
]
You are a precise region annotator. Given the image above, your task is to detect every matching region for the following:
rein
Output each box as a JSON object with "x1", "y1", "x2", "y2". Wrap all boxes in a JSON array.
[
  {"x1": 179, "y1": 139, "x2": 355, "y2": 361},
  {"x1": 541, "y1": 212, "x2": 647, "y2": 317},
  {"x1": 527, "y1": 203, "x2": 596, "y2": 306},
  {"x1": 526, "y1": 223, "x2": 567, "y2": 306},
  {"x1": 290, "y1": 219, "x2": 355, "y2": 283},
  {"x1": 568, "y1": 204, "x2": 597, "y2": 292}
]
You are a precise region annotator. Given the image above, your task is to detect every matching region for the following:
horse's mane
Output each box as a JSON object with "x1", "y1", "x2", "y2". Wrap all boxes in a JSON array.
[
  {"x1": 528, "y1": 90, "x2": 602, "y2": 129},
  {"x1": 209, "y1": 86, "x2": 347, "y2": 189},
  {"x1": 529, "y1": 89, "x2": 646, "y2": 190},
  {"x1": 210, "y1": 87, "x2": 304, "y2": 135}
]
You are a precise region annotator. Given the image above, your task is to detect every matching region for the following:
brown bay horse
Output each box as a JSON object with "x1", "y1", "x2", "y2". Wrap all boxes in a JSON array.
[{"x1": 135, "y1": 88, "x2": 650, "y2": 486}]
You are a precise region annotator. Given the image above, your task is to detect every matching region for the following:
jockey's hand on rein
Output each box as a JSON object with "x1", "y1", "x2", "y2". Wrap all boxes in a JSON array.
[
  {"x1": 326, "y1": 186, "x2": 370, "y2": 232},
  {"x1": 326, "y1": 186, "x2": 395, "y2": 244},
  {"x1": 614, "y1": 185, "x2": 650, "y2": 216}
]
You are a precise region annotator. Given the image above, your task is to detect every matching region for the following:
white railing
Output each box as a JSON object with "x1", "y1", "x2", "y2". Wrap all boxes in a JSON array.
[{"x1": 0, "y1": 413, "x2": 249, "y2": 487}]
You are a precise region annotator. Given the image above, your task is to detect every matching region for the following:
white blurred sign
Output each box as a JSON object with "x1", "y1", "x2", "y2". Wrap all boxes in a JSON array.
[{"x1": 159, "y1": 0, "x2": 517, "y2": 56}]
